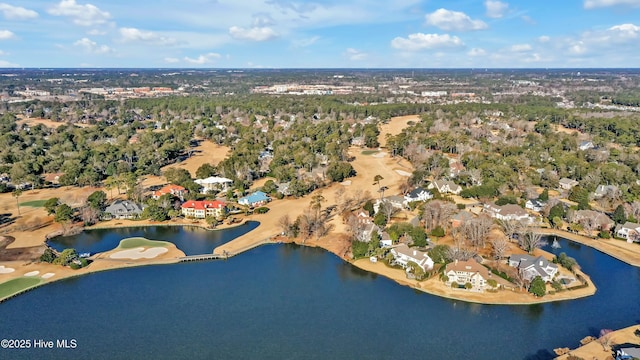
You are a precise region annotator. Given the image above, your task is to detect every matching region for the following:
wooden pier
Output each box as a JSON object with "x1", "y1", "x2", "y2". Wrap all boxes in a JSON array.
[{"x1": 179, "y1": 253, "x2": 229, "y2": 262}]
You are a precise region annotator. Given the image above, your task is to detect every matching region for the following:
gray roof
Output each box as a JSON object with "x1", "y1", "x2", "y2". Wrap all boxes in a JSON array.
[
  {"x1": 510, "y1": 254, "x2": 557, "y2": 277},
  {"x1": 105, "y1": 200, "x2": 144, "y2": 215},
  {"x1": 407, "y1": 187, "x2": 429, "y2": 198}
]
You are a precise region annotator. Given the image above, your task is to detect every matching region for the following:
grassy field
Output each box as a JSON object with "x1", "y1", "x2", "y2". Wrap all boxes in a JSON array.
[
  {"x1": 0, "y1": 277, "x2": 42, "y2": 299},
  {"x1": 118, "y1": 237, "x2": 171, "y2": 249},
  {"x1": 361, "y1": 150, "x2": 379, "y2": 155},
  {"x1": 19, "y1": 199, "x2": 48, "y2": 207}
]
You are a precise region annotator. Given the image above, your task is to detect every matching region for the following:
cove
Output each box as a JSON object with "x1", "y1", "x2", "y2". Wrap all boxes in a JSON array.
[
  {"x1": 1, "y1": 236, "x2": 638, "y2": 360},
  {"x1": 47, "y1": 221, "x2": 260, "y2": 256}
]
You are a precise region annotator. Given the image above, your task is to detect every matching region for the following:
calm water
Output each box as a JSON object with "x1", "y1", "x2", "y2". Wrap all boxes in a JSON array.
[
  {"x1": 1, "y1": 235, "x2": 639, "y2": 360},
  {"x1": 47, "y1": 222, "x2": 260, "y2": 255}
]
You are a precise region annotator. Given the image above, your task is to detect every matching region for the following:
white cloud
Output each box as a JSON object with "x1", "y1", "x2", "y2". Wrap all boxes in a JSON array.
[
  {"x1": 538, "y1": 35, "x2": 550, "y2": 43},
  {"x1": 73, "y1": 37, "x2": 113, "y2": 54},
  {"x1": 425, "y1": 8, "x2": 488, "y2": 31},
  {"x1": 48, "y1": 0, "x2": 111, "y2": 26},
  {"x1": 229, "y1": 26, "x2": 278, "y2": 41},
  {"x1": 0, "y1": 30, "x2": 15, "y2": 40},
  {"x1": 0, "y1": 3, "x2": 38, "y2": 20},
  {"x1": 485, "y1": 1, "x2": 509, "y2": 18},
  {"x1": 510, "y1": 44, "x2": 532, "y2": 52},
  {"x1": 119, "y1": 28, "x2": 177, "y2": 46},
  {"x1": 184, "y1": 52, "x2": 221, "y2": 64},
  {"x1": 344, "y1": 48, "x2": 367, "y2": 61},
  {"x1": 0, "y1": 59, "x2": 18, "y2": 67},
  {"x1": 87, "y1": 29, "x2": 107, "y2": 36},
  {"x1": 584, "y1": 0, "x2": 640, "y2": 8},
  {"x1": 164, "y1": 57, "x2": 180, "y2": 63},
  {"x1": 391, "y1": 33, "x2": 464, "y2": 51},
  {"x1": 292, "y1": 36, "x2": 320, "y2": 47},
  {"x1": 468, "y1": 48, "x2": 486, "y2": 56}
]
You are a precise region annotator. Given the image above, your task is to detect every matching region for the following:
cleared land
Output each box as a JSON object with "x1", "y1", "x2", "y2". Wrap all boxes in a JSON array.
[{"x1": 16, "y1": 116, "x2": 91, "y2": 129}]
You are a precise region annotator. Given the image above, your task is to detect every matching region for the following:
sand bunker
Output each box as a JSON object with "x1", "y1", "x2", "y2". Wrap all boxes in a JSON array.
[
  {"x1": 0, "y1": 266, "x2": 15, "y2": 274},
  {"x1": 24, "y1": 271, "x2": 40, "y2": 277},
  {"x1": 395, "y1": 170, "x2": 411, "y2": 177},
  {"x1": 110, "y1": 247, "x2": 168, "y2": 260},
  {"x1": 373, "y1": 152, "x2": 387, "y2": 158},
  {"x1": 41, "y1": 273, "x2": 55, "y2": 279},
  {"x1": 340, "y1": 180, "x2": 352, "y2": 186}
]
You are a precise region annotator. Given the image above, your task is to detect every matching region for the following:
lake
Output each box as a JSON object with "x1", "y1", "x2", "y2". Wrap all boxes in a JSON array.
[{"x1": 2, "y1": 231, "x2": 639, "y2": 360}]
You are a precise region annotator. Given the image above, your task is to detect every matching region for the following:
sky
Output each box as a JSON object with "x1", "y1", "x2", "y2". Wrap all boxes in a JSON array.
[{"x1": 0, "y1": 0, "x2": 639, "y2": 68}]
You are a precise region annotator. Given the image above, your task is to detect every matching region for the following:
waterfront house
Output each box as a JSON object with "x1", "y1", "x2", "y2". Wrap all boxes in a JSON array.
[
  {"x1": 153, "y1": 184, "x2": 187, "y2": 201},
  {"x1": 558, "y1": 178, "x2": 579, "y2": 191},
  {"x1": 390, "y1": 244, "x2": 434, "y2": 272},
  {"x1": 483, "y1": 202, "x2": 533, "y2": 223},
  {"x1": 181, "y1": 200, "x2": 227, "y2": 219},
  {"x1": 104, "y1": 200, "x2": 145, "y2": 220},
  {"x1": 615, "y1": 222, "x2": 640, "y2": 243},
  {"x1": 428, "y1": 180, "x2": 462, "y2": 195},
  {"x1": 238, "y1": 191, "x2": 270, "y2": 207},
  {"x1": 445, "y1": 258, "x2": 491, "y2": 291},
  {"x1": 403, "y1": 187, "x2": 433, "y2": 205},
  {"x1": 572, "y1": 210, "x2": 615, "y2": 231},
  {"x1": 508, "y1": 254, "x2": 558, "y2": 282},
  {"x1": 380, "y1": 231, "x2": 393, "y2": 248},
  {"x1": 194, "y1": 176, "x2": 233, "y2": 194}
]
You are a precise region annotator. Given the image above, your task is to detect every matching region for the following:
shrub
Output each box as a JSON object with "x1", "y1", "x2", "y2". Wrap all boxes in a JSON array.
[
  {"x1": 551, "y1": 280, "x2": 563, "y2": 292},
  {"x1": 441, "y1": 274, "x2": 449, "y2": 283},
  {"x1": 351, "y1": 241, "x2": 369, "y2": 259},
  {"x1": 451, "y1": 282, "x2": 459, "y2": 288},
  {"x1": 430, "y1": 226, "x2": 445, "y2": 237},
  {"x1": 456, "y1": 203, "x2": 465, "y2": 210},
  {"x1": 464, "y1": 282, "x2": 472, "y2": 289},
  {"x1": 529, "y1": 276, "x2": 546, "y2": 297},
  {"x1": 634, "y1": 328, "x2": 640, "y2": 338},
  {"x1": 254, "y1": 207, "x2": 270, "y2": 214},
  {"x1": 487, "y1": 279, "x2": 497, "y2": 288},
  {"x1": 598, "y1": 230, "x2": 611, "y2": 239}
]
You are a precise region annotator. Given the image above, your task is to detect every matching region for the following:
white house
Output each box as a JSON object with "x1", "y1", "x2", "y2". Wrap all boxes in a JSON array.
[
  {"x1": 508, "y1": 254, "x2": 558, "y2": 282},
  {"x1": 616, "y1": 222, "x2": 640, "y2": 243},
  {"x1": 403, "y1": 188, "x2": 433, "y2": 205},
  {"x1": 428, "y1": 180, "x2": 462, "y2": 195},
  {"x1": 558, "y1": 178, "x2": 579, "y2": 191},
  {"x1": 525, "y1": 199, "x2": 545, "y2": 213},
  {"x1": 390, "y1": 244, "x2": 434, "y2": 272},
  {"x1": 380, "y1": 232, "x2": 393, "y2": 248},
  {"x1": 483, "y1": 203, "x2": 533, "y2": 222},
  {"x1": 195, "y1": 176, "x2": 233, "y2": 194},
  {"x1": 445, "y1": 259, "x2": 492, "y2": 291}
]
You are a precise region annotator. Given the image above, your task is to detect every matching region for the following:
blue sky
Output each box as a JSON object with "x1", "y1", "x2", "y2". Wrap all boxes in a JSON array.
[{"x1": 0, "y1": 0, "x2": 639, "y2": 68}]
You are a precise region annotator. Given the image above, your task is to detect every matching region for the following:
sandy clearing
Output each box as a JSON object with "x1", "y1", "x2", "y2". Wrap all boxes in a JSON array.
[
  {"x1": 0, "y1": 266, "x2": 15, "y2": 274},
  {"x1": 109, "y1": 247, "x2": 168, "y2": 260},
  {"x1": 340, "y1": 180, "x2": 352, "y2": 186},
  {"x1": 395, "y1": 170, "x2": 411, "y2": 177},
  {"x1": 378, "y1": 115, "x2": 421, "y2": 147},
  {"x1": 41, "y1": 273, "x2": 55, "y2": 279},
  {"x1": 24, "y1": 271, "x2": 40, "y2": 277},
  {"x1": 16, "y1": 116, "x2": 91, "y2": 129}
]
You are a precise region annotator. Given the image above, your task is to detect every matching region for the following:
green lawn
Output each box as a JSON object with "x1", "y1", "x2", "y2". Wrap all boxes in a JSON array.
[
  {"x1": 361, "y1": 150, "x2": 379, "y2": 155},
  {"x1": 117, "y1": 237, "x2": 171, "y2": 249},
  {"x1": 19, "y1": 199, "x2": 48, "y2": 207},
  {"x1": 0, "y1": 277, "x2": 43, "y2": 300}
]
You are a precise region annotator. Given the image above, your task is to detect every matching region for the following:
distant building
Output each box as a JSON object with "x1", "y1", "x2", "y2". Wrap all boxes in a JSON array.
[
  {"x1": 578, "y1": 141, "x2": 595, "y2": 151},
  {"x1": 181, "y1": 200, "x2": 227, "y2": 219},
  {"x1": 525, "y1": 199, "x2": 546, "y2": 213},
  {"x1": 593, "y1": 184, "x2": 618, "y2": 199},
  {"x1": 238, "y1": 191, "x2": 270, "y2": 207},
  {"x1": 104, "y1": 200, "x2": 145, "y2": 220},
  {"x1": 483, "y1": 203, "x2": 533, "y2": 222},
  {"x1": 403, "y1": 188, "x2": 433, "y2": 205}
]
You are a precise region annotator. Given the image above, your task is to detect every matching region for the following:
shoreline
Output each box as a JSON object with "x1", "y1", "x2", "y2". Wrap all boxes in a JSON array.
[{"x1": 554, "y1": 324, "x2": 640, "y2": 359}]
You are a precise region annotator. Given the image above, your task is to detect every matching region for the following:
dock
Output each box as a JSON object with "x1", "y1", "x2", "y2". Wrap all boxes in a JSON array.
[{"x1": 179, "y1": 253, "x2": 229, "y2": 262}]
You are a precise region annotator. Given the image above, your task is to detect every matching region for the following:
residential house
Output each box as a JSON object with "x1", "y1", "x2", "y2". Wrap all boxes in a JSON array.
[
  {"x1": 525, "y1": 199, "x2": 546, "y2": 213},
  {"x1": 277, "y1": 182, "x2": 291, "y2": 196},
  {"x1": 194, "y1": 176, "x2": 233, "y2": 193},
  {"x1": 578, "y1": 140, "x2": 595, "y2": 151},
  {"x1": 403, "y1": 187, "x2": 433, "y2": 205},
  {"x1": 572, "y1": 210, "x2": 615, "y2": 231},
  {"x1": 508, "y1": 254, "x2": 558, "y2": 282},
  {"x1": 428, "y1": 180, "x2": 462, "y2": 195},
  {"x1": 350, "y1": 209, "x2": 373, "y2": 225},
  {"x1": 390, "y1": 244, "x2": 434, "y2": 272},
  {"x1": 373, "y1": 196, "x2": 406, "y2": 213},
  {"x1": 380, "y1": 231, "x2": 393, "y2": 248},
  {"x1": 558, "y1": 178, "x2": 579, "y2": 191},
  {"x1": 483, "y1": 203, "x2": 533, "y2": 222},
  {"x1": 153, "y1": 184, "x2": 187, "y2": 201},
  {"x1": 445, "y1": 258, "x2": 492, "y2": 291},
  {"x1": 238, "y1": 191, "x2": 270, "y2": 207},
  {"x1": 361, "y1": 223, "x2": 381, "y2": 243},
  {"x1": 450, "y1": 210, "x2": 473, "y2": 228},
  {"x1": 448, "y1": 159, "x2": 465, "y2": 178},
  {"x1": 615, "y1": 222, "x2": 640, "y2": 243},
  {"x1": 351, "y1": 136, "x2": 365, "y2": 147},
  {"x1": 181, "y1": 200, "x2": 227, "y2": 219},
  {"x1": 593, "y1": 184, "x2": 618, "y2": 199},
  {"x1": 104, "y1": 200, "x2": 145, "y2": 220}
]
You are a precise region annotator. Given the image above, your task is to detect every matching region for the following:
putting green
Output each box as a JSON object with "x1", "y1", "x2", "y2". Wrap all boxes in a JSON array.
[{"x1": 117, "y1": 237, "x2": 172, "y2": 249}]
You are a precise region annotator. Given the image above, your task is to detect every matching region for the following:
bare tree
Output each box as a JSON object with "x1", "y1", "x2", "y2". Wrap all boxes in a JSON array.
[
  {"x1": 630, "y1": 201, "x2": 640, "y2": 220},
  {"x1": 80, "y1": 205, "x2": 100, "y2": 226},
  {"x1": 463, "y1": 216, "x2": 493, "y2": 250},
  {"x1": 597, "y1": 329, "x2": 613, "y2": 351},
  {"x1": 579, "y1": 216, "x2": 599, "y2": 238},
  {"x1": 346, "y1": 215, "x2": 369, "y2": 242},
  {"x1": 499, "y1": 219, "x2": 526, "y2": 242},
  {"x1": 422, "y1": 200, "x2": 456, "y2": 232},
  {"x1": 278, "y1": 215, "x2": 293, "y2": 237},
  {"x1": 519, "y1": 230, "x2": 546, "y2": 254},
  {"x1": 491, "y1": 237, "x2": 509, "y2": 261},
  {"x1": 379, "y1": 200, "x2": 400, "y2": 224},
  {"x1": 445, "y1": 246, "x2": 476, "y2": 262}
]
